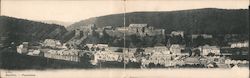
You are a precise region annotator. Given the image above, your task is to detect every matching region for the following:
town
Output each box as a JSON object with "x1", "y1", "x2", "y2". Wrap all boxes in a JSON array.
[{"x1": 16, "y1": 24, "x2": 249, "y2": 68}]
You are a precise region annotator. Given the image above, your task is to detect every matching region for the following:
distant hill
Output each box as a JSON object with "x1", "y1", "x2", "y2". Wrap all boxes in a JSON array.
[
  {"x1": 38, "y1": 20, "x2": 73, "y2": 27},
  {"x1": 0, "y1": 16, "x2": 68, "y2": 45},
  {"x1": 68, "y1": 8, "x2": 249, "y2": 34}
]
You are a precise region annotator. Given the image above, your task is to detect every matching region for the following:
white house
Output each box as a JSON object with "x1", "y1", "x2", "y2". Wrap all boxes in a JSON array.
[
  {"x1": 149, "y1": 52, "x2": 172, "y2": 65},
  {"x1": 44, "y1": 49, "x2": 80, "y2": 62},
  {"x1": 141, "y1": 51, "x2": 172, "y2": 67},
  {"x1": 129, "y1": 24, "x2": 147, "y2": 29},
  {"x1": 192, "y1": 34, "x2": 213, "y2": 39},
  {"x1": 16, "y1": 42, "x2": 29, "y2": 54},
  {"x1": 92, "y1": 51, "x2": 123, "y2": 65},
  {"x1": 153, "y1": 46, "x2": 171, "y2": 54},
  {"x1": 144, "y1": 47, "x2": 154, "y2": 55},
  {"x1": 143, "y1": 46, "x2": 171, "y2": 56},
  {"x1": 170, "y1": 44, "x2": 185, "y2": 55},
  {"x1": 123, "y1": 48, "x2": 137, "y2": 63},
  {"x1": 230, "y1": 41, "x2": 249, "y2": 48},
  {"x1": 86, "y1": 44, "x2": 109, "y2": 51},
  {"x1": 43, "y1": 39, "x2": 62, "y2": 48},
  {"x1": 96, "y1": 44, "x2": 109, "y2": 49},
  {"x1": 199, "y1": 45, "x2": 220, "y2": 56},
  {"x1": 27, "y1": 49, "x2": 41, "y2": 56},
  {"x1": 171, "y1": 31, "x2": 184, "y2": 37}
]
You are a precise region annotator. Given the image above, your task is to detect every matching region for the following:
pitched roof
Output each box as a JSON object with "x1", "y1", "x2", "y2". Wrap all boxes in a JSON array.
[
  {"x1": 184, "y1": 57, "x2": 200, "y2": 64},
  {"x1": 129, "y1": 24, "x2": 147, "y2": 27},
  {"x1": 202, "y1": 45, "x2": 219, "y2": 49}
]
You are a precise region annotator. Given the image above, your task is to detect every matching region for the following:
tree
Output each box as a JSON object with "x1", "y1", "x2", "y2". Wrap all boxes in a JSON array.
[
  {"x1": 170, "y1": 35, "x2": 183, "y2": 44},
  {"x1": 83, "y1": 46, "x2": 89, "y2": 51},
  {"x1": 207, "y1": 52, "x2": 215, "y2": 56},
  {"x1": 193, "y1": 49, "x2": 201, "y2": 56},
  {"x1": 148, "y1": 63, "x2": 156, "y2": 68},
  {"x1": 134, "y1": 48, "x2": 144, "y2": 57},
  {"x1": 193, "y1": 35, "x2": 205, "y2": 47}
]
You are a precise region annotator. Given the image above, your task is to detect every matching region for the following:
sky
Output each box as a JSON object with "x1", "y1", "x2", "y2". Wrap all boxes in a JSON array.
[{"x1": 1, "y1": 0, "x2": 249, "y2": 23}]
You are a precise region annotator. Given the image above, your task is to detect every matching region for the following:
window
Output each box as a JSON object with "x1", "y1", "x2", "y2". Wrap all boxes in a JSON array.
[{"x1": 214, "y1": 58, "x2": 219, "y2": 62}]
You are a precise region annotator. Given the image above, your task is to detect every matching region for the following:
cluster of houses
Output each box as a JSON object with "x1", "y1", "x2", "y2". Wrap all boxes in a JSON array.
[
  {"x1": 17, "y1": 39, "x2": 86, "y2": 62},
  {"x1": 15, "y1": 23, "x2": 249, "y2": 68},
  {"x1": 16, "y1": 39, "x2": 249, "y2": 68}
]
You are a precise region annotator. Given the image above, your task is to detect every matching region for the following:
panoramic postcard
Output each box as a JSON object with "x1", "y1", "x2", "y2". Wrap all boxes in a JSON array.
[{"x1": 0, "y1": 0, "x2": 249, "y2": 78}]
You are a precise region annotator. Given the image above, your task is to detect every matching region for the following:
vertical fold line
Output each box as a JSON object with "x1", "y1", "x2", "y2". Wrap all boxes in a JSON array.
[
  {"x1": 0, "y1": 0, "x2": 1, "y2": 16},
  {"x1": 123, "y1": 0, "x2": 126, "y2": 70}
]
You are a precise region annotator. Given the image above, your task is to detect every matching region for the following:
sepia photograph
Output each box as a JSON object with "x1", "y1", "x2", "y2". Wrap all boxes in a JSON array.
[{"x1": 0, "y1": 0, "x2": 249, "y2": 78}]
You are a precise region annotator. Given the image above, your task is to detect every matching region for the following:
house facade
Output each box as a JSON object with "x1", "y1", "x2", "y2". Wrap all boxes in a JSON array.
[
  {"x1": 44, "y1": 49, "x2": 81, "y2": 62},
  {"x1": 230, "y1": 41, "x2": 249, "y2": 48},
  {"x1": 199, "y1": 45, "x2": 220, "y2": 56},
  {"x1": 43, "y1": 39, "x2": 62, "y2": 49},
  {"x1": 17, "y1": 42, "x2": 29, "y2": 54},
  {"x1": 171, "y1": 31, "x2": 184, "y2": 37},
  {"x1": 192, "y1": 34, "x2": 213, "y2": 39},
  {"x1": 92, "y1": 50, "x2": 123, "y2": 65},
  {"x1": 170, "y1": 44, "x2": 185, "y2": 55},
  {"x1": 141, "y1": 51, "x2": 172, "y2": 67}
]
